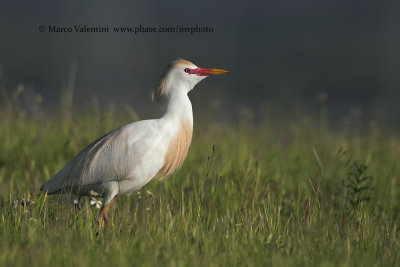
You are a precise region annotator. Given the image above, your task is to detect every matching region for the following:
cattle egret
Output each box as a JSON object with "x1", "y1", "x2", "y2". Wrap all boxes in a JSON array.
[{"x1": 40, "y1": 59, "x2": 229, "y2": 226}]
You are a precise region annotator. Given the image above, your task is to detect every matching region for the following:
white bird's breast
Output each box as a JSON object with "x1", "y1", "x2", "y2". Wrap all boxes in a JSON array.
[
  {"x1": 157, "y1": 119, "x2": 192, "y2": 180},
  {"x1": 115, "y1": 118, "x2": 192, "y2": 195}
]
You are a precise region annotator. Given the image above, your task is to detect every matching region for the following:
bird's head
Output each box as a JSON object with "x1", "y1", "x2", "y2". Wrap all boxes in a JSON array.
[{"x1": 152, "y1": 59, "x2": 229, "y2": 101}]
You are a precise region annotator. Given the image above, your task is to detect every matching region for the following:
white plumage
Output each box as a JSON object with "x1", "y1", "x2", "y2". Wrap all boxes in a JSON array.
[{"x1": 40, "y1": 59, "x2": 228, "y2": 223}]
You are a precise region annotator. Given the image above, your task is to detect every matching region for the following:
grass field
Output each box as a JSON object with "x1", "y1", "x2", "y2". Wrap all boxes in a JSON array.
[{"x1": 0, "y1": 92, "x2": 399, "y2": 266}]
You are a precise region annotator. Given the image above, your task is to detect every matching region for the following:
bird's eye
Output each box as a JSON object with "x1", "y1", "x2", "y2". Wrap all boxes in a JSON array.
[{"x1": 184, "y1": 68, "x2": 191, "y2": 74}]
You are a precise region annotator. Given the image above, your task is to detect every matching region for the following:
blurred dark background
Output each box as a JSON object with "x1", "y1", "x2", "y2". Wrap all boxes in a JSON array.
[{"x1": 0, "y1": 0, "x2": 399, "y2": 127}]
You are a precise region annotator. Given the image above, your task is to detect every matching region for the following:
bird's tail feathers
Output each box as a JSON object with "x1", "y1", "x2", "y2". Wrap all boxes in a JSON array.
[{"x1": 39, "y1": 165, "x2": 74, "y2": 195}]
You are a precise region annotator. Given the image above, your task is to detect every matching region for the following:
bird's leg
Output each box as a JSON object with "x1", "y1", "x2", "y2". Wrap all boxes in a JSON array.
[
  {"x1": 74, "y1": 196, "x2": 82, "y2": 211},
  {"x1": 98, "y1": 204, "x2": 108, "y2": 231},
  {"x1": 98, "y1": 198, "x2": 114, "y2": 229},
  {"x1": 97, "y1": 182, "x2": 119, "y2": 230}
]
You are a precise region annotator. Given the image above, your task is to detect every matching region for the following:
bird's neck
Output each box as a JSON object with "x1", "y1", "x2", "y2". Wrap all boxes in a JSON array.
[
  {"x1": 161, "y1": 86, "x2": 193, "y2": 126},
  {"x1": 157, "y1": 85, "x2": 193, "y2": 180}
]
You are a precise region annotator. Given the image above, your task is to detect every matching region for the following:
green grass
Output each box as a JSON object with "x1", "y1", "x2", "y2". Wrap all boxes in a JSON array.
[{"x1": 0, "y1": 98, "x2": 399, "y2": 266}]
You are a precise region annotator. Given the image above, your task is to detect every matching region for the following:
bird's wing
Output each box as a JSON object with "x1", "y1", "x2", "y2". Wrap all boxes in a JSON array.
[{"x1": 41, "y1": 120, "x2": 158, "y2": 194}]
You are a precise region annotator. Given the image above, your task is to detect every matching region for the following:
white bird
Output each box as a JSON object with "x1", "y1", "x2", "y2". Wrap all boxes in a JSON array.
[{"x1": 40, "y1": 59, "x2": 228, "y2": 225}]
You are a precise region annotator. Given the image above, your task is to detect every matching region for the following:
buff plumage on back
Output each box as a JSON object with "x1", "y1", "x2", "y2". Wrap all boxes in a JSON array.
[
  {"x1": 152, "y1": 59, "x2": 195, "y2": 101},
  {"x1": 152, "y1": 62, "x2": 173, "y2": 101}
]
